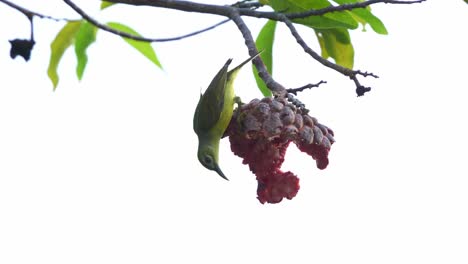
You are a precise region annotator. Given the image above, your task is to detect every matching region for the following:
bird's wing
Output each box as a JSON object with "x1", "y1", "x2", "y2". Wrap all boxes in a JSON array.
[{"x1": 194, "y1": 59, "x2": 232, "y2": 133}]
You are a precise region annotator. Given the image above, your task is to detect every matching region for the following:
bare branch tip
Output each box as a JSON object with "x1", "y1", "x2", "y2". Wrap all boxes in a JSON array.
[
  {"x1": 356, "y1": 70, "x2": 379, "y2": 79},
  {"x1": 286, "y1": 80, "x2": 327, "y2": 95}
]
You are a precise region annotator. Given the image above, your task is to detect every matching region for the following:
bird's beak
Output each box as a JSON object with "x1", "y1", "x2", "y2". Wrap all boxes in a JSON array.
[{"x1": 214, "y1": 164, "x2": 229, "y2": 181}]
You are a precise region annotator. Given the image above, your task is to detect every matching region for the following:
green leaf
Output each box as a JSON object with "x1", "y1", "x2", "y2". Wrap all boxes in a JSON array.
[
  {"x1": 352, "y1": 9, "x2": 387, "y2": 34},
  {"x1": 253, "y1": 20, "x2": 276, "y2": 97},
  {"x1": 101, "y1": 1, "x2": 115, "y2": 10},
  {"x1": 106, "y1": 22, "x2": 162, "y2": 69},
  {"x1": 75, "y1": 21, "x2": 97, "y2": 80},
  {"x1": 47, "y1": 21, "x2": 82, "y2": 90},
  {"x1": 332, "y1": 0, "x2": 387, "y2": 34},
  {"x1": 316, "y1": 28, "x2": 354, "y2": 69},
  {"x1": 268, "y1": 0, "x2": 358, "y2": 29}
]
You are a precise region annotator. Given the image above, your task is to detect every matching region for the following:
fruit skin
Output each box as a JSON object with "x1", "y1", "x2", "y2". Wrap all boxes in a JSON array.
[{"x1": 225, "y1": 97, "x2": 335, "y2": 204}]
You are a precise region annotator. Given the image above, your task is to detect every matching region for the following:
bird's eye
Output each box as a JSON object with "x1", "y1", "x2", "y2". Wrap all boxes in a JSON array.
[{"x1": 204, "y1": 156, "x2": 213, "y2": 165}]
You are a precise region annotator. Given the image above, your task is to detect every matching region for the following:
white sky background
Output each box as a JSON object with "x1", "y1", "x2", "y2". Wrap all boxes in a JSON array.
[{"x1": 1, "y1": 0, "x2": 467, "y2": 263}]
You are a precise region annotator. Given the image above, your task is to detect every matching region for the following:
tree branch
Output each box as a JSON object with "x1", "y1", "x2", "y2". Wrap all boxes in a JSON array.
[
  {"x1": 0, "y1": 0, "x2": 75, "y2": 21},
  {"x1": 4, "y1": 0, "x2": 425, "y2": 97},
  {"x1": 104, "y1": 0, "x2": 424, "y2": 96},
  {"x1": 286, "y1": 0, "x2": 426, "y2": 19},
  {"x1": 282, "y1": 18, "x2": 354, "y2": 76},
  {"x1": 62, "y1": 0, "x2": 231, "y2": 42},
  {"x1": 62, "y1": 0, "x2": 288, "y2": 95},
  {"x1": 106, "y1": 0, "x2": 425, "y2": 21},
  {"x1": 228, "y1": 10, "x2": 286, "y2": 96},
  {"x1": 282, "y1": 17, "x2": 378, "y2": 96}
]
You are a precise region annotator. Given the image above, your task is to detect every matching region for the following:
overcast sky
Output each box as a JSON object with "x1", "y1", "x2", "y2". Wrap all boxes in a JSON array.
[{"x1": 1, "y1": 1, "x2": 467, "y2": 263}]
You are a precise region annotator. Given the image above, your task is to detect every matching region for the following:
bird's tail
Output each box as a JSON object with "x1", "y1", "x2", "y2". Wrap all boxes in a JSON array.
[{"x1": 228, "y1": 50, "x2": 263, "y2": 77}]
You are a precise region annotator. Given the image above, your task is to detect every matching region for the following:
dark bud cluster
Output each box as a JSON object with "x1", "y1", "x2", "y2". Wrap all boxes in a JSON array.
[
  {"x1": 225, "y1": 97, "x2": 335, "y2": 204},
  {"x1": 9, "y1": 39, "x2": 35, "y2": 61}
]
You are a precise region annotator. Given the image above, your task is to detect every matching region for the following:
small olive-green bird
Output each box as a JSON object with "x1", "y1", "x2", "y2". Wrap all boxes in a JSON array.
[{"x1": 193, "y1": 52, "x2": 260, "y2": 180}]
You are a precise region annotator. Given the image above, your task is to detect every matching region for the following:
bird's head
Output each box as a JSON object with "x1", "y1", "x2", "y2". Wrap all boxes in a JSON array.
[{"x1": 197, "y1": 146, "x2": 228, "y2": 180}]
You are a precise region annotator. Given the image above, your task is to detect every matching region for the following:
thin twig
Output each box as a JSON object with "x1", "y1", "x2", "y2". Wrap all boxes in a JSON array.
[
  {"x1": 63, "y1": 0, "x2": 230, "y2": 42},
  {"x1": 355, "y1": 70, "x2": 379, "y2": 79},
  {"x1": 29, "y1": 14, "x2": 34, "y2": 41},
  {"x1": 0, "y1": 0, "x2": 75, "y2": 21},
  {"x1": 287, "y1": 81, "x2": 327, "y2": 95},
  {"x1": 151, "y1": 19, "x2": 230, "y2": 42}
]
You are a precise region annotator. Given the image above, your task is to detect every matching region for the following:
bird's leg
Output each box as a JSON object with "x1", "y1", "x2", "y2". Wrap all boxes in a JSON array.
[{"x1": 234, "y1": 96, "x2": 243, "y2": 107}]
